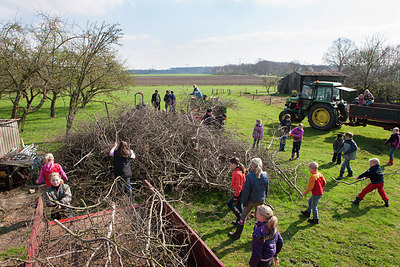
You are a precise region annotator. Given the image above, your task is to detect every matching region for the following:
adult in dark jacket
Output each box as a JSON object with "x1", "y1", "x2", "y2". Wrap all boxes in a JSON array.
[
  {"x1": 151, "y1": 90, "x2": 161, "y2": 110},
  {"x1": 229, "y1": 158, "x2": 269, "y2": 240},
  {"x1": 164, "y1": 90, "x2": 172, "y2": 112},
  {"x1": 110, "y1": 141, "x2": 136, "y2": 196}
]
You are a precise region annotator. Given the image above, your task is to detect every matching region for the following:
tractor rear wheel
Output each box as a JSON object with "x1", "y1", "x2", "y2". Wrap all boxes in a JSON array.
[
  {"x1": 308, "y1": 103, "x2": 337, "y2": 130},
  {"x1": 279, "y1": 110, "x2": 295, "y2": 122}
]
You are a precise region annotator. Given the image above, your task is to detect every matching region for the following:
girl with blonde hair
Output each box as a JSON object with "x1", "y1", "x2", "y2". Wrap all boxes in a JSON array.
[
  {"x1": 36, "y1": 153, "x2": 68, "y2": 187},
  {"x1": 229, "y1": 158, "x2": 269, "y2": 240},
  {"x1": 249, "y1": 205, "x2": 283, "y2": 267}
]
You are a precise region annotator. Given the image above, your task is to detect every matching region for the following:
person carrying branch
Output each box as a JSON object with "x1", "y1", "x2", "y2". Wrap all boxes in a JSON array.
[
  {"x1": 110, "y1": 141, "x2": 136, "y2": 197},
  {"x1": 352, "y1": 158, "x2": 389, "y2": 207},
  {"x1": 301, "y1": 162, "x2": 326, "y2": 224},
  {"x1": 189, "y1": 84, "x2": 203, "y2": 100},
  {"x1": 36, "y1": 153, "x2": 68, "y2": 188},
  {"x1": 229, "y1": 158, "x2": 269, "y2": 240},
  {"x1": 226, "y1": 157, "x2": 246, "y2": 226}
]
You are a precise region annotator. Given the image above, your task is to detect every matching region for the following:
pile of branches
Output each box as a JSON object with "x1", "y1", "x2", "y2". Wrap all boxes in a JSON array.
[
  {"x1": 56, "y1": 105, "x2": 305, "y2": 204},
  {"x1": 36, "y1": 183, "x2": 193, "y2": 266}
]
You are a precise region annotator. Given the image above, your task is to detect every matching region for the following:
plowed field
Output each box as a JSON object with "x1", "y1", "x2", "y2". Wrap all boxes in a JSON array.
[{"x1": 134, "y1": 75, "x2": 264, "y2": 86}]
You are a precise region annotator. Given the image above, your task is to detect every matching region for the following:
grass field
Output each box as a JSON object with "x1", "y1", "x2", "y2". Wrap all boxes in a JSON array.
[{"x1": 0, "y1": 84, "x2": 399, "y2": 266}]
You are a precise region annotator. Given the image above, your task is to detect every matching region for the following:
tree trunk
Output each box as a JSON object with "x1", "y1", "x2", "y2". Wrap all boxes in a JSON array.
[
  {"x1": 50, "y1": 91, "x2": 58, "y2": 118},
  {"x1": 11, "y1": 91, "x2": 22, "y2": 119}
]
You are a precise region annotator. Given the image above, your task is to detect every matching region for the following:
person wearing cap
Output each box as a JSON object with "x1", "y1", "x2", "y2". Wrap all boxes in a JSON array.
[{"x1": 151, "y1": 90, "x2": 161, "y2": 110}]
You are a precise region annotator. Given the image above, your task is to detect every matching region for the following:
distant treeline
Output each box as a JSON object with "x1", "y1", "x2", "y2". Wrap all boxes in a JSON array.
[{"x1": 130, "y1": 60, "x2": 331, "y2": 76}]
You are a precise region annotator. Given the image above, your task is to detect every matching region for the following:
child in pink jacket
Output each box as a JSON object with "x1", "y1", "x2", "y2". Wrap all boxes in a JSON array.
[
  {"x1": 36, "y1": 153, "x2": 68, "y2": 187},
  {"x1": 252, "y1": 119, "x2": 264, "y2": 149},
  {"x1": 289, "y1": 123, "x2": 304, "y2": 160}
]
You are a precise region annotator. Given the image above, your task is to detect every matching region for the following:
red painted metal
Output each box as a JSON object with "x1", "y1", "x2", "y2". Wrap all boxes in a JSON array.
[
  {"x1": 26, "y1": 196, "x2": 45, "y2": 267},
  {"x1": 27, "y1": 181, "x2": 224, "y2": 266}
]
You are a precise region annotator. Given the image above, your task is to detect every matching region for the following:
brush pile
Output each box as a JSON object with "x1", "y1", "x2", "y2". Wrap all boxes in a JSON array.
[
  {"x1": 37, "y1": 186, "x2": 193, "y2": 266},
  {"x1": 56, "y1": 104, "x2": 305, "y2": 204}
]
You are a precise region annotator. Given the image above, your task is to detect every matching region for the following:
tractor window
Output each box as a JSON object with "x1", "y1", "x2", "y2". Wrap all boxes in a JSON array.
[
  {"x1": 315, "y1": 86, "x2": 333, "y2": 101},
  {"x1": 332, "y1": 88, "x2": 340, "y2": 101},
  {"x1": 301, "y1": 85, "x2": 312, "y2": 99}
]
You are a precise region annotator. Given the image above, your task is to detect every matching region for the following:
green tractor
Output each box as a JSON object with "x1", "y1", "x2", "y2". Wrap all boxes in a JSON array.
[{"x1": 279, "y1": 81, "x2": 357, "y2": 130}]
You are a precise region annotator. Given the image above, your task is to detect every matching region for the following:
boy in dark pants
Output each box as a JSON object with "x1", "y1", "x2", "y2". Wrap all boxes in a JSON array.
[
  {"x1": 332, "y1": 134, "x2": 344, "y2": 164},
  {"x1": 352, "y1": 158, "x2": 389, "y2": 207},
  {"x1": 279, "y1": 114, "x2": 292, "y2": 151},
  {"x1": 337, "y1": 132, "x2": 357, "y2": 179}
]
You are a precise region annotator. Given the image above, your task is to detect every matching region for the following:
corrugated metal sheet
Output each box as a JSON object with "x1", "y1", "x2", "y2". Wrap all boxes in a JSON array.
[{"x1": 0, "y1": 119, "x2": 21, "y2": 158}]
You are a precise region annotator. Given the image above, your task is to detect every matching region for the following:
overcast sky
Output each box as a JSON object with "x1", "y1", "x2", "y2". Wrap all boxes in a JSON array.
[{"x1": 1, "y1": 0, "x2": 400, "y2": 69}]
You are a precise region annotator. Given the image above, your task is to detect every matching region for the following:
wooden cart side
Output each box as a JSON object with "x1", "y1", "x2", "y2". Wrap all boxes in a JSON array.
[
  {"x1": 348, "y1": 104, "x2": 400, "y2": 129},
  {"x1": 0, "y1": 119, "x2": 21, "y2": 158}
]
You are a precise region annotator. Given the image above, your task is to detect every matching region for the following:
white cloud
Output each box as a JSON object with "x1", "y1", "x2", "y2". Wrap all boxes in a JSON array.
[
  {"x1": 252, "y1": 0, "x2": 318, "y2": 7},
  {"x1": 0, "y1": 0, "x2": 123, "y2": 18}
]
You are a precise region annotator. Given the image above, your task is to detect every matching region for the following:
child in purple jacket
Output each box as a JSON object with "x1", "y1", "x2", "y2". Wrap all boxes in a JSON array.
[
  {"x1": 252, "y1": 119, "x2": 264, "y2": 149},
  {"x1": 249, "y1": 204, "x2": 283, "y2": 267},
  {"x1": 289, "y1": 123, "x2": 304, "y2": 160},
  {"x1": 384, "y1": 127, "x2": 400, "y2": 166}
]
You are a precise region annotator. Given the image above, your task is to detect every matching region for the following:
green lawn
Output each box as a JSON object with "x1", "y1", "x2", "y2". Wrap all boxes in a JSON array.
[{"x1": 0, "y1": 85, "x2": 399, "y2": 266}]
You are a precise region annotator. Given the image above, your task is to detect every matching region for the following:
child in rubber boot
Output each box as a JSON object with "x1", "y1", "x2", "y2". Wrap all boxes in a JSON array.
[
  {"x1": 332, "y1": 134, "x2": 344, "y2": 165},
  {"x1": 226, "y1": 157, "x2": 246, "y2": 226},
  {"x1": 300, "y1": 162, "x2": 326, "y2": 224},
  {"x1": 352, "y1": 158, "x2": 389, "y2": 207},
  {"x1": 249, "y1": 205, "x2": 283, "y2": 267},
  {"x1": 289, "y1": 123, "x2": 304, "y2": 161},
  {"x1": 337, "y1": 132, "x2": 357, "y2": 179},
  {"x1": 384, "y1": 127, "x2": 400, "y2": 166},
  {"x1": 229, "y1": 158, "x2": 269, "y2": 240}
]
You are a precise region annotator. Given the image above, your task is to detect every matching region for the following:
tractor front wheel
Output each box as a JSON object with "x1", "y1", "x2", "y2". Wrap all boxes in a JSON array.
[
  {"x1": 279, "y1": 110, "x2": 295, "y2": 122},
  {"x1": 308, "y1": 103, "x2": 337, "y2": 130}
]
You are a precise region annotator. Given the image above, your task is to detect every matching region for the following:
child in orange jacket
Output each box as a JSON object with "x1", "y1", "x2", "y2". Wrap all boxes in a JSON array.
[{"x1": 300, "y1": 162, "x2": 326, "y2": 224}]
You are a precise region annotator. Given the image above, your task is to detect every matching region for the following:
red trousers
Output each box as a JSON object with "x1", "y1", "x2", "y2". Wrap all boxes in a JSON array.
[{"x1": 358, "y1": 182, "x2": 389, "y2": 201}]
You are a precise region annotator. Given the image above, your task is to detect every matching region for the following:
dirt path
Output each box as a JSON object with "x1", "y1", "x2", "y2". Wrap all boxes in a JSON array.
[
  {"x1": 0, "y1": 186, "x2": 38, "y2": 264},
  {"x1": 242, "y1": 94, "x2": 288, "y2": 108}
]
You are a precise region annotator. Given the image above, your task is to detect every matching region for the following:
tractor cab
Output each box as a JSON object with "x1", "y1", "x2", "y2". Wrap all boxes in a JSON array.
[{"x1": 279, "y1": 81, "x2": 357, "y2": 130}]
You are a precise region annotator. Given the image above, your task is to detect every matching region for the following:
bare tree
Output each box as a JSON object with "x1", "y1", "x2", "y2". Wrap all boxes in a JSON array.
[
  {"x1": 0, "y1": 15, "x2": 67, "y2": 129},
  {"x1": 323, "y1": 37, "x2": 356, "y2": 72},
  {"x1": 261, "y1": 76, "x2": 278, "y2": 94},
  {"x1": 64, "y1": 22, "x2": 133, "y2": 134}
]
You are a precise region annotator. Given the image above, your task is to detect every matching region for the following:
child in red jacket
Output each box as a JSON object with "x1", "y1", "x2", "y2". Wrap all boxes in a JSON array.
[
  {"x1": 226, "y1": 157, "x2": 246, "y2": 225},
  {"x1": 301, "y1": 162, "x2": 326, "y2": 224}
]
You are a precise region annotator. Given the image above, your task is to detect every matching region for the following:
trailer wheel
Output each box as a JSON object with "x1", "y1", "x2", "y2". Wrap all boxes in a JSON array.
[
  {"x1": 308, "y1": 103, "x2": 337, "y2": 130},
  {"x1": 338, "y1": 104, "x2": 348, "y2": 122},
  {"x1": 279, "y1": 110, "x2": 295, "y2": 122}
]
